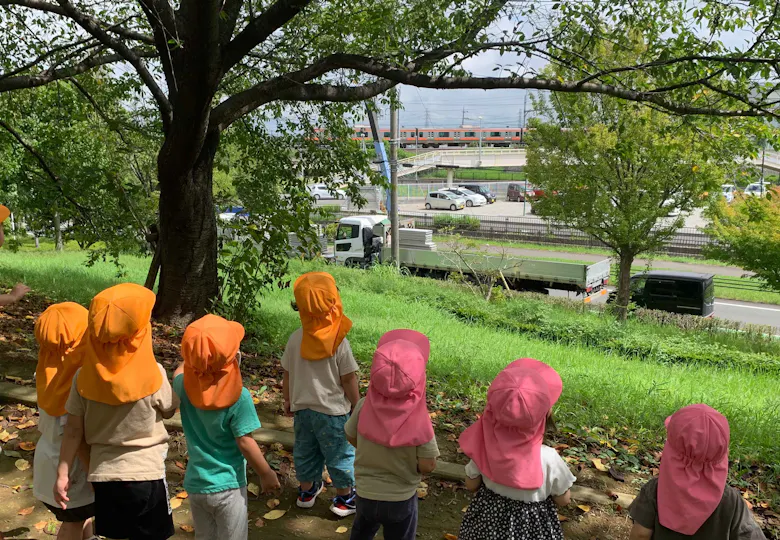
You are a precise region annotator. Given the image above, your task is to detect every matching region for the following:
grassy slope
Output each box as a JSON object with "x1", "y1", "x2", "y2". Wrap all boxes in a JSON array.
[{"x1": 1, "y1": 251, "x2": 778, "y2": 462}]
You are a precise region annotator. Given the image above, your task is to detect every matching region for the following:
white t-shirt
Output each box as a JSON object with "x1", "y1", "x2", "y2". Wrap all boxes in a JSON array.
[
  {"x1": 281, "y1": 328, "x2": 359, "y2": 416},
  {"x1": 465, "y1": 445, "x2": 576, "y2": 502},
  {"x1": 33, "y1": 409, "x2": 94, "y2": 508}
]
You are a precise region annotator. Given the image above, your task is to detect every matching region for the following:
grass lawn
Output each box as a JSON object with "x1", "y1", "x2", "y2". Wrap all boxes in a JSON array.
[
  {"x1": 423, "y1": 168, "x2": 527, "y2": 182},
  {"x1": 1, "y1": 251, "x2": 778, "y2": 466}
]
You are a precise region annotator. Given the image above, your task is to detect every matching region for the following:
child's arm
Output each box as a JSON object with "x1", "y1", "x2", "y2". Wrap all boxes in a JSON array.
[
  {"x1": 236, "y1": 435, "x2": 280, "y2": 493},
  {"x1": 0, "y1": 283, "x2": 30, "y2": 307},
  {"x1": 418, "y1": 457, "x2": 437, "y2": 475},
  {"x1": 282, "y1": 369, "x2": 291, "y2": 415},
  {"x1": 629, "y1": 523, "x2": 654, "y2": 540},
  {"x1": 55, "y1": 414, "x2": 86, "y2": 509},
  {"x1": 552, "y1": 490, "x2": 571, "y2": 507},
  {"x1": 465, "y1": 475, "x2": 482, "y2": 492},
  {"x1": 340, "y1": 371, "x2": 360, "y2": 410}
]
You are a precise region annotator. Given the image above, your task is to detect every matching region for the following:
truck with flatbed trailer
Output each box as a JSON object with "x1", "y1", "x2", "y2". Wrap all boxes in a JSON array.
[{"x1": 329, "y1": 214, "x2": 611, "y2": 298}]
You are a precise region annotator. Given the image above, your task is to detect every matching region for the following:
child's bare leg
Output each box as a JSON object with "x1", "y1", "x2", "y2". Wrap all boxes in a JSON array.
[
  {"x1": 300, "y1": 481, "x2": 314, "y2": 491},
  {"x1": 57, "y1": 521, "x2": 84, "y2": 540},
  {"x1": 335, "y1": 487, "x2": 351, "y2": 496},
  {"x1": 81, "y1": 517, "x2": 94, "y2": 539}
]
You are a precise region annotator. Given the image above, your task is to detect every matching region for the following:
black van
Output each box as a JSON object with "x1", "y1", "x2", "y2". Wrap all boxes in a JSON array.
[
  {"x1": 459, "y1": 184, "x2": 496, "y2": 204},
  {"x1": 627, "y1": 271, "x2": 715, "y2": 317}
]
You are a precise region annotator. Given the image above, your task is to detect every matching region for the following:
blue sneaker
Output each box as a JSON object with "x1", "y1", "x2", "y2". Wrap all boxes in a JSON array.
[
  {"x1": 330, "y1": 488, "x2": 357, "y2": 517},
  {"x1": 297, "y1": 481, "x2": 324, "y2": 509}
]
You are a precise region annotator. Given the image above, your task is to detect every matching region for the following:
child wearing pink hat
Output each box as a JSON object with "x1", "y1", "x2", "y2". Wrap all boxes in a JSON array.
[
  {"x1": 344, "y1": 329, "x2": 440, "y2": 540},
  {"x1": 629, "y1": 404, "x2": 766, "y2": 540},
  {"x1": 458, "y1": 358, "x2": 575, "y2": 540}
]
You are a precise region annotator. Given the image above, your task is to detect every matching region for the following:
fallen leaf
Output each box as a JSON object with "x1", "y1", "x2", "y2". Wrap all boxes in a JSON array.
[
  {"x1": 175, "y1": 461, "x2": 186, "y2": 470},
  {"x1": 416, "y1": 487, "x2": 428, "y2": 499},
  {"x1": 247, "y1": 483, "x2": 260, "y2": 497},
  {"x1": 19, "y1": 441, "x2": 36, "y2": 451},
  {"x1": 608, "y1": 467, "x2": 625, "y2": 482},
  {"x1": 651, "y1": 467, "x2": 660, "y2": 477},
  {"x1": 443, "y1": 534, "x2": 458, "y2": 540},
  {"x1": 44, "y1": 521, "x2": 60, "y2": 536},
  {"x1": 5, "y1": 450, "x2": 22, "y2": 458},
  {"x1": 591, "y1": 458, "x2": 609, "y2": 472},
  {"x1": 18, "y1": 505, "x2": 34, "y2": 515},
  {"x1": 577, "y1": 504, "x2": 591, "y2": 513},
  {"x1": 180, "y1": 525, "x2": 194, "y2": 533},
  {"x1": 336, "y1": 526, "x2": 348, "y2": 534},
  {"x1": 34, "y1": 521, "x2": 48, "y2": 530},
  {"x1": 263, "y1": 509, "x2": 287, "y2": 520},
  {"x1": 0, "y1": 430, "x2": 12, "y2": 442},
  {"x1": 266, "y1": 498, "x2": 280, "y2": 509},
  {"x1": 461, "y1": 506, "x2": 468, "y2": 513},
  {"x1": 176, "y1": 491, "x2": 189, "y2": 499},
  {"x1": 170, "y1": 497, "x2": 182, "y2": 510},
  {"x1": 558, "y1": 515, "x2": 569, "y2": 522},
  {"x1": 15, "y1": 458, "x2": 30, "y2": 471},
  {"x1": 252, "y1": 396, "x2": 261, "y2": 405},
  {"x1": 254, "y1": 518, "x2": 265, "y2": 528},
  {"x1": 16, "y1": 420, "x2": 37, "y2": 430}
]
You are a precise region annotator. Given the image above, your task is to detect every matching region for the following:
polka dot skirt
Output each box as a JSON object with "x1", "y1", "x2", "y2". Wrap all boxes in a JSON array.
[{"x1": 459, "y1": 485, "x2": 564, "y2": 540}]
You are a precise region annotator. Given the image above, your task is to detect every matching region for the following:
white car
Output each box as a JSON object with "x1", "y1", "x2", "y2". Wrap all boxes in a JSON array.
[
  {"x1": 721, "y1": 184, "x2": 736, "y2": 203},
  {"x1": 744, "y1": 182, "x2": 769, "y2": 197},
  {"x1": 425, "y1": 191, "x2": 466, "y2": 211},
  {"x1": 307, "y1": 183, "x2": 346, "y2": 200},
  {"x1": 443, "y1": 188, "x2": 487, "y2": 207}
]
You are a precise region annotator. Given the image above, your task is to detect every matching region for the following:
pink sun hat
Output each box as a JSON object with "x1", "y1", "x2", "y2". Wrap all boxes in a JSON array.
[
  {"x1": 658, "y1": 404, "x2": 730, "y2": 535},
  {"x1": 459, "y1": 359, "x2": 562, "y2": 490},
  {"x1": 357, "y1": 329, "x2": 434, "y2": 448}
]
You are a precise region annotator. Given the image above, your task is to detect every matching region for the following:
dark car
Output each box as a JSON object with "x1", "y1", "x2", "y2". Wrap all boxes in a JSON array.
[
  {"x1": 507, "y1": 182, "x2": 542, "y2": 202},
  {"x1": 619, "y1": 271, "x2": 715, "y2": 317},
  {"x1": 459, "y1": 184, "x2": 496, "y2": 204}
]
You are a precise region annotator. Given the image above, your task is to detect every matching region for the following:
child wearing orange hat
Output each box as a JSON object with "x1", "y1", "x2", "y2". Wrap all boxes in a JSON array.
[
  {"x1": 55, "y1": 283, "x2": 180, "y2": 540},
  {"x1": 283, "y1": 272, "x2": 360, "y2": 517},
  {"x1": 172, "y1": 314, "x2": 280, "y2": 540},
  {"x1": 33, "y1": 303, "x2": 96, "y2": 540},
  {"x1": 0, "y1": 205, "x2": 30, "y2": 307},
  {"x1": 628, "y1": 404, "x2": 766, "y2": 540}
]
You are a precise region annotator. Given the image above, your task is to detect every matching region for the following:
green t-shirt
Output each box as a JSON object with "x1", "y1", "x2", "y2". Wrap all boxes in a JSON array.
[{"x1": 173, "y1": 374, "x2": 261, "y2": 494}]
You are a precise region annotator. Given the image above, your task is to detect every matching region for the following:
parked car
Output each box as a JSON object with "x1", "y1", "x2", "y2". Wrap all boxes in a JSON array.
[
  {"x1": 459, "y1": 184, "x2": 497, "y2": 204},
  {"x1": 721, "y1": 184, "x2": 736, "y2": 203},
  {"x1": 609, "y1": 271, "x2": 715, "y2": 317},
  {"x1": 307, "y1": 183, "x2": 346, "y2": 200},
  {"x1": 507, "y1": 182, "x2": 540, "y2": 202},
  {"x1": 218, "y1": 206, "x2": 248, "y2": 221},
  {"x1": 744, "y1": 182, "x2": 770, "y2": 197},
  {"x1": 425, "y1": 191, "x2": 466, "y2": 211},
  {"x1": 443, "y1": 187, "x2": 487, "y2": 207}
]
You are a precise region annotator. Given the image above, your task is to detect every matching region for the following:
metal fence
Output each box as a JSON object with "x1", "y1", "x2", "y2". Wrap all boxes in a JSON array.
[{"x1": 332, "y1": 210, "x2": 708, "y2": 256}]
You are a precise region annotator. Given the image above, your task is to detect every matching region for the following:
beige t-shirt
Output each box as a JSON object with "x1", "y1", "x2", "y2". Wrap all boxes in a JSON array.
[
  {"x1": 344, "y1": 398, "x2": 440, "y2": 502},
  {"x1": 65, "y1": 363, "x2": 179, "y2": 482},
  {"x1": 281, "y1": 328, "x2": 358, "y2": 416}
]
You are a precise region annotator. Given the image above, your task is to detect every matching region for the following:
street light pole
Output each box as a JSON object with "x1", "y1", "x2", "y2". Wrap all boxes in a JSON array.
[
  {"x1": 389, "y1": 91, "x2": 400, "y2": 267},
  {"x1": 478, "y1": 116, "x2": 483, "y2": 166}
]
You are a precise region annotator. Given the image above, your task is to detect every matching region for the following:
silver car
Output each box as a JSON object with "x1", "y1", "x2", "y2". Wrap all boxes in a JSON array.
[
  {"x1": 425, "y1": 191, "x2": 466, "y2": 211},
  {"x1": 443, "y1": 188, "x2": 487, "y2": 207}
]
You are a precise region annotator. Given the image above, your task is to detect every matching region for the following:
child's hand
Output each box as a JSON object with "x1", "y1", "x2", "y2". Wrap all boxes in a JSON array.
[
  {"x1": 10, "y1": 283, "x2": 29, "y2": 301},
  {"x1": 259, "y1": 469, "x2": 281, "y2": 494},
  {"x1": 283, "y1": 399, "x2": 291, "y2": 416},
  {"x1": 54, "y1": 473, "x2": 70, "y2": 510}
]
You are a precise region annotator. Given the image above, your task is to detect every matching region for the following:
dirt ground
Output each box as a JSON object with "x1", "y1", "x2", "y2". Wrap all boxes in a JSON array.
[{"x1": 0, "y1": 290, "x2": 776, "y2": 539}]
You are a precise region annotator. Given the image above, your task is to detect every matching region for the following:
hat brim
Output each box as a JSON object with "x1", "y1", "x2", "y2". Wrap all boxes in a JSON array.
[
  {"x1": 506, "y1": 358, "x2": 562, "y2": 404},
  {"x1": 378, "y1": 329, "x2": 430, "y2": 362},
  {"x1": 0, "y1": 205, "x2": 10, "y2": 223}
]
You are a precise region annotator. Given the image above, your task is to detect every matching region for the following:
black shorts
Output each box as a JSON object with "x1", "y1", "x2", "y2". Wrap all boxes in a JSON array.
[
  {"x1": 93, "y1": 479, "x2": 174, "y2": 540},
  {"x1": 43, "y1": 502, "x2": 95, "y2": 523}
]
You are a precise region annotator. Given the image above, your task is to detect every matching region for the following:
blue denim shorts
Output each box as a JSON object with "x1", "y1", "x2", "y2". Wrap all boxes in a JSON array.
[{"x1": 293, "y1": 409, "x2": 355, "y2": 489}]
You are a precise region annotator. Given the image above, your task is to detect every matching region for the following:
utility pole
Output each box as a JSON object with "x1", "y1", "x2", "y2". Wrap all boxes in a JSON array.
[
  {"x1": 520, "y1": 92, "x2": 529, "y2": 145},
  {"x1": 389, "y1": 90, "x2": 400, "y2": 267},
  {"x1": 478, "y1": 116, "x2": 483, "y2": 166}
]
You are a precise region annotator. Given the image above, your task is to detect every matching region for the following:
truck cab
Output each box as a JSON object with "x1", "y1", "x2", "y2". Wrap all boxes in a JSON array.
[
  {"x1": 333, "y1": 215, "x2": 388, "y2": 266},
  {"x1": 628, "y1": 271, "x2": 715, "y2": 316}
]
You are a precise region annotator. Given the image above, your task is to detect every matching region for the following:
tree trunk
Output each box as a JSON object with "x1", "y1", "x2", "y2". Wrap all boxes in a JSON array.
[
  {"x1": 615, "y1": 252, "x2": 635, "y2": 322},
  {"x1": 152, "y1": 132, "x2": 220, "y2": 325},
  {"x1": 53, "y1": 212, "x2": 63, "y2": 252}
]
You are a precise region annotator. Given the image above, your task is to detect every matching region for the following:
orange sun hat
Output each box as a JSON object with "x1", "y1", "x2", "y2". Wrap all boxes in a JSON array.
[
  {"x1": 0, "y1": 205, "x2": 10, "y2": 223},
  {"x1": 77, "y1": 283, "x2": 162, "y2": 405},
  {"x1": 35, "y1": 302, "x2": 89, "y2": 417},
  {"x1": 181, "y1": 314, "x2": 245, "y2": 410},
  {"x1": 293, "y1": 272, "x2": 352, "y2": 361}
]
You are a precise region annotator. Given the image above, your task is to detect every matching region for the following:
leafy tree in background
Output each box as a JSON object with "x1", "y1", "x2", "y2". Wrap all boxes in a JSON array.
[
  {"x1": 1, "y1": 0, "x2": 779, "y2": 322},
  {"x1": 704, "y1": 193, "x2": 780, "y2": 291},
  {"x1": 526, "y1": 73, "x2": 760, "y2": 319}
]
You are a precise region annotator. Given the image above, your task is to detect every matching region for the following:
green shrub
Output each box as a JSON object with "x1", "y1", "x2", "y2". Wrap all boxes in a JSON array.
[
  {"x1": 432, "y1": 214, "x2": 481, "y2": 231},
  {"x1": 324, "y1": 222, "x2": 339, "y2": 241}
]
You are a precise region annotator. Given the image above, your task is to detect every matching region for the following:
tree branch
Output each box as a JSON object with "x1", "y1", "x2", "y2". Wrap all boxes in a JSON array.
[
  {"x1": 0, "y1": 36, "x2": 95, "y2": 81},
  {"x1": 0, "y1": 49, "x2": 158, "y2": 92},
  {"x1": 222, "y1": 0, "x2": 313, "y2": 74},
  {"x1": 54, "y1": 0, "x2": 172, "y2": 128},
  {"x1": 138, "y1": 0, "x2": 179, "y2": 98},
  {"x1": 0, "y1": 0, "x2": 155, "y2": 44}
]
